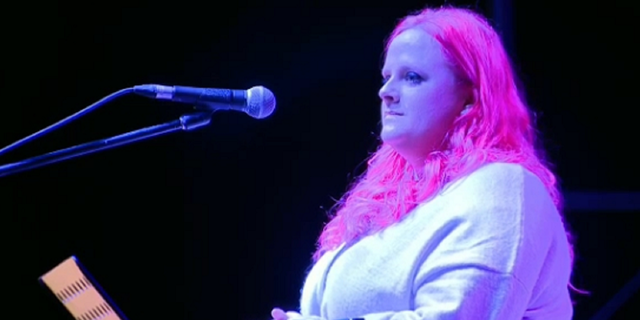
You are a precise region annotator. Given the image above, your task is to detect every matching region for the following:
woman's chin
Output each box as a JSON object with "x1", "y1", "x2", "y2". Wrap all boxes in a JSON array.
[{"x1": 380, "y1": 127, "x2": 404, "y2": 145}]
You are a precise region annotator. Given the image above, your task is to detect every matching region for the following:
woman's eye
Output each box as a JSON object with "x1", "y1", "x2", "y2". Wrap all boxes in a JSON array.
[{"x1": 405, "y1": 72, "x2": 423, "y2": 83}]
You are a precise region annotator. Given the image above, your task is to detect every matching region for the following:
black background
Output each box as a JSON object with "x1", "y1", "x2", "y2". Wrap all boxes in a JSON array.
[{"x1": 2, "y1": 0, "x2": 638, "y2": 319}]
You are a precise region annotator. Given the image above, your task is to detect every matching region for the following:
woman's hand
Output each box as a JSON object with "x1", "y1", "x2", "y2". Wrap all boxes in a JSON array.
[
  {"x1": 270, "y1": 308, "x2": 325, "y2": 320},
  {"x1": 271, "y1": 308, "x2": 301, "y2": 320}
]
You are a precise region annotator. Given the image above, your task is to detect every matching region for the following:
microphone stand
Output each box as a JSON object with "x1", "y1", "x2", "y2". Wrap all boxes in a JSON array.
[{"x1": 0, "y1": 111, "x2": 212, "y2": 178}]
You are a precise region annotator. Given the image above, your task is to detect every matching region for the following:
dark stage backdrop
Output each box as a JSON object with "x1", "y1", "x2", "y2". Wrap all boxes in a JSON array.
[{"x1": 2, "y1": 0, "x2": 638, "y2": 319}]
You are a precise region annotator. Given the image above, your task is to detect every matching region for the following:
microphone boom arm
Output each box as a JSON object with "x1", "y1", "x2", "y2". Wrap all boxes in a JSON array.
[{"x1": 0, "y1": 111, "x2": 212, "y2": 178}]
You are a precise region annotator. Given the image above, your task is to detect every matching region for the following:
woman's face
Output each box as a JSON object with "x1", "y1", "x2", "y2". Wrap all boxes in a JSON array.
[{"x1": 379, "y1": 27, "x2": 468, "y2": 164}]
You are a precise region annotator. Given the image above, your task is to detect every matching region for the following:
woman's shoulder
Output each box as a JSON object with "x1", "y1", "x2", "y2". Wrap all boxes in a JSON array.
[
  {"x1": 465, "y1": 162, "x2": 529, "y2": 183},
  {"x1": 445, "y1": 162, "x2": 532, "y2": 195},
  {"x1": 439, "y1": 162, "x2": 556, "y2": 218}
]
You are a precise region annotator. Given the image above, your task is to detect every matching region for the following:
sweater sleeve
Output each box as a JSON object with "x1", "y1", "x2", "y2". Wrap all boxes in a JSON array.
[{"x1": 356, "y1": 163, "x2": 564, "y2": 320}]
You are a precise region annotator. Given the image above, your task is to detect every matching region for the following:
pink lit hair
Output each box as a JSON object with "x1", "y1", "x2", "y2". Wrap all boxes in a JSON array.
[{"x1": 314, "y1": 6, "x2": 585, "y2": 294}]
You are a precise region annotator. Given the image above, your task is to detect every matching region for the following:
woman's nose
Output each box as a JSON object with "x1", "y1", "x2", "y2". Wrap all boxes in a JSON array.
[{"x1": 378, "y1": 81, "x2": 399, "y2": 105}]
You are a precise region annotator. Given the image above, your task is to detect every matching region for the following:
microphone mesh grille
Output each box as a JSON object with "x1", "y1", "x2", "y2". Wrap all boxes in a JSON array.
[{"x1": 247, "y1": 86, "x2": 276, "y2": 119}]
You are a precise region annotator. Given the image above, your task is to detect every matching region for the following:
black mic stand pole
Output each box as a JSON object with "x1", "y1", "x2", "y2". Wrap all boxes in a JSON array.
[{"x1": 0, "y1": 111, "x2": 212, "y2": 178}]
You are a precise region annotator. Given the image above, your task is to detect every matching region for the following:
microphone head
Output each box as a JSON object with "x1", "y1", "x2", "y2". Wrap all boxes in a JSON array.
[{"x1": 246, "y1": 86, "x2": 276, "y2": 119}]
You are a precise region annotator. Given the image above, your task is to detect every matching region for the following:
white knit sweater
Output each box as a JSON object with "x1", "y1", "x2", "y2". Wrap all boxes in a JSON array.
[{"x1": 299, "y1": 163, "x2": 573, "y2": 320}]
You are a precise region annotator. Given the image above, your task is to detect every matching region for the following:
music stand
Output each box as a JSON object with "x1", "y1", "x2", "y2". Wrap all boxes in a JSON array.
[{"x1": 39, "y1": 256, "x2": 129, "y2": 320}]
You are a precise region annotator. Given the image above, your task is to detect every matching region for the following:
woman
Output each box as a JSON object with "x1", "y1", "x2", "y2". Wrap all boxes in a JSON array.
[{"x1": 273, "y1": 5, "x2": 579, "y2": 320}]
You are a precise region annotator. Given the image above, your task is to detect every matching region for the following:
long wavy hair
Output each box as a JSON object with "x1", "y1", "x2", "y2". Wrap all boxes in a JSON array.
[{"x1": 313, "y1": 6, "x2": 585, "y2": 294}]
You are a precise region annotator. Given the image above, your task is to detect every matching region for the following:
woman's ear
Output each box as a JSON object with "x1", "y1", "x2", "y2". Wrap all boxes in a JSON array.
[{"x1": 466, "y1": 87, "x2": 478, "y2": 106}]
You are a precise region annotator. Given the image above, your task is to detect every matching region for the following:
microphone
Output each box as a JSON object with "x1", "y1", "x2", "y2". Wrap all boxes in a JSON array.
[{"x1": 133, "y1": 84, "x2": 276, "y2": 119}]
